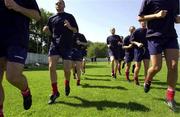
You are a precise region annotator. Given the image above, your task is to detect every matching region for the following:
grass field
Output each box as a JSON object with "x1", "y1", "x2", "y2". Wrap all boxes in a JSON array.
[{"x1": 2, "y1": 62, "x2": 180, "y2": 117}]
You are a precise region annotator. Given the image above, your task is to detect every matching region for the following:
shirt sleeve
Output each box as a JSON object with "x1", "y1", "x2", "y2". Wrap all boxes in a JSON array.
[
  {"x1": 138, "y1": 0, "x2": 150, "y2": 16},
  {"x1": 47, "y1": 18, "x2": 52, "y2": 33},
  {"x1": 130, "y1": 31, "x2": 136, "y2": 42},
  {"x1": 69, "y1": 14, "x2": 79, "y2": 32},
  {"x1": 107, "y1": 37, "x2": 110, "y2": 45}
]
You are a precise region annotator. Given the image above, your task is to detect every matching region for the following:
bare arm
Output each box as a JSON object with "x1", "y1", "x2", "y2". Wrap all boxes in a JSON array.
[
  {"x1": 122, "y1": 44, "x2": 133, "y2": 49},
  {"x1": 175, "y1": 15, "x2": 180, "y2": 23},
  {"x1": 76, "y1": 40, "x2": 88, "y2": 46},
  {"x1": 43, "y1": 26, "x2": 51, "y2": 35},
  {"x1": 138, "y1": 10, "x2": 167, "y2": 22},
  {"x1": 131, "y1": 41, "x2": 143, "y2": 48},
  {"x1": 107, "y1": 44, "x2": 111, "y2": 48},
  {"x1": 5, "y1": 0, "x2": 41, "y2": 21}
]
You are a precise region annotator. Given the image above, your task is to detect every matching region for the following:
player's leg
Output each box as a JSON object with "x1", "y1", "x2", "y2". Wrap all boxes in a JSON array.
[
  {"x1": 0, "y1": 58, "x2": 6, "y2": 117},
  {"x1": 75, "y1": 61, "x2": 82, "y2": 85},
  {"x1": 63, "y1": 59, "x2": 72, "y2": 96},
  {"x1": 82, "y1": 58, "x2": 86, "y2": 74},
  {"x1": 48, "y1": 55, "x2": 60, "y2": 104},
  {"x1": 72, "y1": 62, "x2": 77, "y2": 79},
  {"x1": 113, "y1": 59, "x2": 119, "y2": 78},
  {"x1": 143, "y1": 59, "x2": 150, "y2": 78},
  {"x1": 125, "y1": 62, "x2": 131, "y2": 82},
  {"x1": 144, "y1": 54, "x2": 162, "y2": 92},
  {"x1": 110, "y1": 56, "x2": 115, "y2": 77},
  {"x1": 164, "y1": 49, "x2": 179, "y2": 111},
  {"x1": 6, "y1": 61, "x2": 32, "y2": 110},
  {"x1": 118, "y1": 60, "x2": 122, "y2": 75},
  {"x1": 134, "y1": 61, "x2": 141, "y2": 85}
]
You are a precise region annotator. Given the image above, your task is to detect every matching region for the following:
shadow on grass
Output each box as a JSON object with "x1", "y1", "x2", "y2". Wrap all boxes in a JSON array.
[
  {"x1": 153, "y1": 97, "x2": 180, "y2": 113},
  {"x1": 81, "y1": 83, "x2": 128, "y2": 90},
  {"x1": 86, "y1": 64, "x2": 107, "y2": 69},
  {"x1": 56, "y1": 96, "x2": 150, "y2": 112},
  {"x1": 152, "y1": 81, "x2": 180, "y2": 86},
  {"x1": 149, "y1": 86, "x2": 180, "y2": 92},
  {"x1": 83, "y1": 77, "x2": 111, "y2": 81},
  {"x1": 85, "y1": 74, "x2": 111, "y2": 78}
]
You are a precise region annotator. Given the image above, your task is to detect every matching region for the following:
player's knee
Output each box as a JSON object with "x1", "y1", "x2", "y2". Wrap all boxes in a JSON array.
[
  {"x1": 152, "y1": 66, "x2": 161, "y2": 72},
  {"x1": 6, "y1": 73, "x2": 19, "y2": 85},
  {"x1": 49, "y1": 64, "x2": 56, "y2": 72},
  {"x1": 168, "y1": 64, "x2": 178, "y2": 73}
]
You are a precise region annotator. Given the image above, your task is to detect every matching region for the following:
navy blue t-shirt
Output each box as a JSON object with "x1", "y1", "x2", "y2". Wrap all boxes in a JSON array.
[
  {"x1": 139, "y1": 0, "x2": 179, "y2": 38},
  {"x1": 72, "y1": 33, "x2": 87, "y2": 50},
  {"x1": 47, "y1": 12, "x2": 78, "y2": 49},
  {"x1": 123, "y1": 35, "x2": 134, "y2": 53},
  {"x1": 0, "y1": 0, "x2": 40, "y2": 48},
  {"x1": 130, "y1": 28, "x2": 148, "y2": 48},
  {"x1": 107, "y1": 35, "x2": 121, "y2": 51}
]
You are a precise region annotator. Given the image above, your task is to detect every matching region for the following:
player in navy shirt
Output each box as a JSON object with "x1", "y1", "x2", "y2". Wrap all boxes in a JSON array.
[
  {"x1": 43, "y1": 0, "x2": 78, "y2": 104},
  {"x1": 130, "y1": 22, "x2": 150, "y2": 85},
  {"x1": 138, "y1": 0, "x2": 180, "y2": 111},
  {"x1": 117, "y1": 36, "x2": 125, "y2": 75},
  {"x1": 0, "y1": 0, "x2": 41, "y2": 116},
  {"x1": 107, "y1": 28, "x2": 122, "y2": 78},
  {"x1": 71, "y1": 32, "x2": 88, "y2": 85},
  {"x1": 123, "y1": 26, "x2": 135, "y2": 82}
]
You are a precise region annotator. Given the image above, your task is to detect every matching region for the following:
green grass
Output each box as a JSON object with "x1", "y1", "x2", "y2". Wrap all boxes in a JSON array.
[{"x1": 3, "y1": 62, "x2": 180, "y2": 117}]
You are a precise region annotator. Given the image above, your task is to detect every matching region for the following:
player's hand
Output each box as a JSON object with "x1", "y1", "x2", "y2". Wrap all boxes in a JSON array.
[
  {"x1": 76, "y1": 40, "x2": 81, "y2": 45},
  {"x1": 155, "y1": 10, "x2": 167, "y2": 18},
  {"x1": 4, "y1": 0, "x2": 20, "y2": 12},
  {"x1": 64, "y1": 20, "x2": 72, "y2": 29},
  {"x1": 43, "y1": 26, "x2": 49, "y2": 32},
  {"x1": 137, "y1": 43, "x2": 143, "y2": 48}
]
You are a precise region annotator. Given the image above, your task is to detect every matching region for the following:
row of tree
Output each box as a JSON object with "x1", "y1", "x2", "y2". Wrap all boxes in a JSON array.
[{"x1": 29, "y1": 9, "x2": 108, "y2": 58}]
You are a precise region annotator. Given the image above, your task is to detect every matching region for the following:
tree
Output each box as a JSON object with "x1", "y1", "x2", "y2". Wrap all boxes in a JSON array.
[
  {"x1": 87, "y1": 42, "x2": 107, "y2": 58},
  {"x1": 29, "y1": 8, "x2": 53, "y2": 54}
]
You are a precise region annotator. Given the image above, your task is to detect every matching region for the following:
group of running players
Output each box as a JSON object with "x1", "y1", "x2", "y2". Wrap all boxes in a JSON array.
[{"x1": 0, "y1": 0, "x2": 180, "y2": 116}]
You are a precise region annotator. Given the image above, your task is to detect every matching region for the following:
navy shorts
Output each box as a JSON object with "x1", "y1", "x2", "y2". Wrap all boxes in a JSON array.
[
  {"x1": 108, "y1": 49, "x2": 119, "y2": 60},
  {"x1": 125, "y1": 51, "x2": 134, "y2": 63},
  {"x1": 48, "y1": 45, "x2": 72, "y2": 60},
  {"x1": 148, "y1": 37, "x2": 179, "y2": 55},
  {"x1": 134, "y1": 47, "x2": 150, "y2": 62},
  {"x1": 71, "y1": 49, "x2": 83, "y2": 61},
  {"x1": 0, "y1": 45, "x2": 27, "y2": 64}
]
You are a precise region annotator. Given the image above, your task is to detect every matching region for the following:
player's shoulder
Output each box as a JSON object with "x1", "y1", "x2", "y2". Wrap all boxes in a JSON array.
[
  {"x1": 48, "y1": 14, "x2": 58, "y2": 20},
  {"x1": 63, "y1": 12, "x2": 75, "y2": 18},
  {"x1": 124, "y1": 35, "x2": 130, "y2": 40}
]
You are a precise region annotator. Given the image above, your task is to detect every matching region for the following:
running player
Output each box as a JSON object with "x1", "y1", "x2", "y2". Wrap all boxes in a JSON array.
[
  {"x1": 130, "y1": 21, "x2": 150, "y2": 85},
  {"x1": 138, "y1": 0, "x2": 180, "y2": 111},
  {"x1": 0, "y1": 0, "x2": 40, "y2": 116},
  {"x1": 123, "y1": 26, "x2": 136, "y2": 82},
  {"x1": 117, "y1": 36, "x2": 125, "y2": 75},
  {"x1": 107, "y1": 28, "x2": 122, "y2": 78},
  {"x1": 43, "y1": 0, "x2": 78, "y2": 104},
  {"x1": 71, "y1": 32, "x2": 88, "y2": 85}
]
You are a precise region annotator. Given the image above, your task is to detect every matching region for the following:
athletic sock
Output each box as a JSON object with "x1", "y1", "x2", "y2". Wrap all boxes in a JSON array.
[
  {"x1": 21, "y1": 87, "x2": 30, "y2": 97},
  {"x1": 125, "y1": 72, "x2": 129, "y2": 80},
  {"x1": 166, "y1": 88, "x2": 175, "y2": 101},
  {"x1": 51, "y1": 82, "x2": 58, "y2": 95},
  {"x1": 64, "y1": 80, "x2": 69, "y2": 86},
  {"x1": 0, "y1": 105, "x2": 3, "y2": 117}
]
